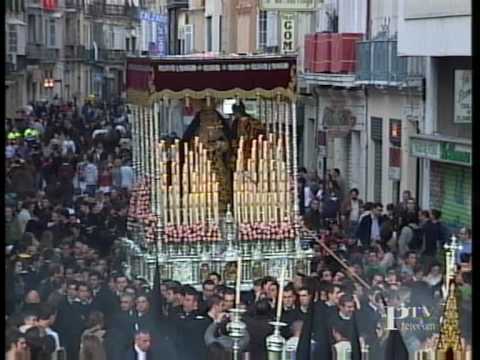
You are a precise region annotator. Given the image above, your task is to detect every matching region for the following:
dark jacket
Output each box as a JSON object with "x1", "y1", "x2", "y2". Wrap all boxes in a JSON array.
[
  {"x1": 123, "y1": 346, "x2": 153, "y2": 360},
  {"x1": 355, "y1": 214, "x2": 384, "y2": 248},
  {"x1": 422, "y1": 220, "x2": 450, "y2": 256},
  {"x1": 244, "y1": 315, "x2": 273, "y2": 360}
]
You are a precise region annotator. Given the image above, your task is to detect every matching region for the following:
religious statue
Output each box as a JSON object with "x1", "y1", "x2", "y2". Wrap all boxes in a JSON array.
[
  {"x1": 183, "y1": 100, "x2": 234, "y2": 214},
  {"x1": 231, "y1": 101, "x2": 266, "y2": 164}
]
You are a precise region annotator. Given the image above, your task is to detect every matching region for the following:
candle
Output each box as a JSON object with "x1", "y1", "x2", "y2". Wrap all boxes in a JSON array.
[
  {"x1": 386, "y1": 306, "x2": 396, "y2": 330},
  {"x1": 236, "y1": 257, "x2": 242, "y2": 306},
  {"x1": 168, "y1": 186, "x2": 174, "y2": 225},
  {"x1": 213, "y1": 182, "x2": 219, "y2": 222},
  {"x1": 276, "y1": 265, "x2": 285, "y2": 321}
]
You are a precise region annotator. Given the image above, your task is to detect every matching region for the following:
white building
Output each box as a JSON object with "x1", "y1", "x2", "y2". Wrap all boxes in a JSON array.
[
  {"x1": 398, "y1": 0, "x2": 472, "y2": 228},
  {"x1": 5, "y1": 0, "x2": 28, "y2": 118}
]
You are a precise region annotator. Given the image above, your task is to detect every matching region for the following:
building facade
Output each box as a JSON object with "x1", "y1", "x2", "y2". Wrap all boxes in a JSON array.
[
  {"x1": 398, "y1": 0, "x2": 472, "y2": 229},
  {"x1": 5, "y1": 0, "x2": 28, "y2": 118},
  {"x1": 5, "y1": 0, "x2": 166, "y2": 110}
]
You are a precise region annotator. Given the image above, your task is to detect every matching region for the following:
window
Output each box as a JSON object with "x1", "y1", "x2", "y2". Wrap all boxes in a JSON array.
[
  {"x1": 8, "y1": 25, "x2": 17, "y2": 53},
  {"x1": 48, "y1": 19, "x2": 56, "y2": 47},
  {"x1": 206, "y1": 16, "x2": 212, "y2": 52},
  {"x1": 27, "y1": 15, "x2": 35, "y2": 43},
  {"x1": 257, "y1": 10, "x2": 267, "y2": 51},
  {"x1": 218, "y1": 15, "x2": 222, "y2": 52}
]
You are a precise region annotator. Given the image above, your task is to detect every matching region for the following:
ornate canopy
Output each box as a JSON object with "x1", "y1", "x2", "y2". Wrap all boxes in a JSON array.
[{"x1": 126, "y1": 54, "x2": 297, "y2": 105}]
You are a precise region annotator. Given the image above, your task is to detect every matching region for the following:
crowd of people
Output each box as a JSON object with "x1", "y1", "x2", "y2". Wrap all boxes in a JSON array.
[{"x1": 5, "y1": 98, "x2": 472, "y2": 360}]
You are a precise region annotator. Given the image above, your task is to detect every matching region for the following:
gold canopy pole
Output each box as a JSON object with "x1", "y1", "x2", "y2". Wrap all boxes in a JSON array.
[
  {"x1": 147, "y1": 107, "x2": 155, "y2": 214},
  {"x1": 285, "y1": 100, "x2": 292, "y2": 221},
  {"x1": 182, "y1": 143, "x2": 189, "y2": 226}
]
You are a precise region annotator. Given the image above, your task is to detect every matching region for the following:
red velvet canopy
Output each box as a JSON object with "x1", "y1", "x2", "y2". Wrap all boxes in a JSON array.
[{"x1": 126, "y1": 55, "x2": 297, "y2": 104}]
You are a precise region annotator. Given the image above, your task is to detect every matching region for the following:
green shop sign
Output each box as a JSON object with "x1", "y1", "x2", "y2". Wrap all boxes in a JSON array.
[
  {"x1": 440, "y1": 143, "x2": 471, "y2": 166},
  {"x1": 410, "y1": 138, "x2": 471, "y2": 166}
]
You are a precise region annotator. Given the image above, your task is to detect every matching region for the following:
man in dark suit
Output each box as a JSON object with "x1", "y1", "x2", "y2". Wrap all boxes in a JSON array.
[
  {"x1": 124, "y1": 329, "x2": 153, "y2": 360},
  {"x1": 280, "y1": 284, "x2": 301, "y2": 338},
  {"x1": 174, "y1": 287, "x2": 210, "y2": 360},
  {"x1": 89, "y1": 270, "x2": 118, "y2": 327},
  {"x1": 244, "y1": 299, "x2": 274, "y2": 360},
  {"x1": 327, "y1": 294, "x2": 362, "y2": 360},
  {"x1": 355, "y1": 202, "x2": 384, "y2": 248},
  {"x1": 53, "y1": 280, "x2": 84, "y2": 360}
]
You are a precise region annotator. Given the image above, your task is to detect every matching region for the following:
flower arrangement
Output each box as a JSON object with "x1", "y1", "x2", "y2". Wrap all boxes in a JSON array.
[
  {"x1": 164, "y1": 223, "x2": 221, "y2": 244},
  {"x1": 238, "y1": 221, "x2": 296, "y2": 241}
]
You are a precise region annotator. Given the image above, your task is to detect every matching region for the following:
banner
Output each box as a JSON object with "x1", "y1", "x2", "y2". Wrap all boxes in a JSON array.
[{"x1": 454, "y1": 69, "x2": 471, "y2": 123}]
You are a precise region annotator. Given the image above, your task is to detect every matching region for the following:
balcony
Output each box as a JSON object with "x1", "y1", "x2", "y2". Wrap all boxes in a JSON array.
[
  {"x1": 97, "y1": 49, "x2": 127, "y2": 64},
  {"x1": 26, "y1": 43, "x2": 58, "y2": 63},
  {"x1": 65, "y1": 0, "x2": 82, "y2": 10},
  {"x1": 355, "y1": 39, "x2": 425, "y2": 86},
  {"x1": 301, "y1": 32, "x2": 363, "y2": 88},
  {"x1": 167, "y1": 0, "x2": 188, "y2": 9},
  {"x1": 304, "y1": 33, "x2": 363, "y2": 74},
  {"x1": 86, "y1": 2, "x2": 131, "y2": 18},
  {"x1": 64, "y1": 45, "x2": 88, "y2": 61},
  {"x1": 5, "y1": 59, "x2": 27, "y2": 76}
]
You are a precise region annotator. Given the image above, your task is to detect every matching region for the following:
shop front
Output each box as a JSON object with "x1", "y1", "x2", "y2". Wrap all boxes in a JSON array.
[{"x1": 410, "y1": 135, "x2": 471, "y2": 229}]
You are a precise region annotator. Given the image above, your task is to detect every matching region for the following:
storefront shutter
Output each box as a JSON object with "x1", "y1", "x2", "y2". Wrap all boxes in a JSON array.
[{"x1": 431, "y1": 162, "x2": 471, "y2": 229}]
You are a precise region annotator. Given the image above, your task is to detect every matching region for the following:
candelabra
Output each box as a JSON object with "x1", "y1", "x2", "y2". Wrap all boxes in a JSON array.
[
  {"x1": 228, "y1": 308, "x2": 247, "y2": 360},
  {"x1": 224, "y1": 205, "x2": 239, "y2": 262},
  {"x1": 266, "y1": 321, "x2": 287, "y2": 360}
]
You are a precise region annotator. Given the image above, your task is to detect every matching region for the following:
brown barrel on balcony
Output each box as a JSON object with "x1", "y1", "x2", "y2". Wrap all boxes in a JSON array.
[
  {"x1": 331, "y1": 33, "x2": 363, "y2": 73},
  {"x1": 313, "y1": 33, "x2": 332, "y2": 73}
]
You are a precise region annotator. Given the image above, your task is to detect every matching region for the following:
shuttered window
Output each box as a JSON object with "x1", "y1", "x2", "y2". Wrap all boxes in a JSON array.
[
  {"x1": 371, "y1": 117, "x2": 383, "y2": 203},
  {"x1": 345, "y1": 133, "x2": 352, "y2": 191}
]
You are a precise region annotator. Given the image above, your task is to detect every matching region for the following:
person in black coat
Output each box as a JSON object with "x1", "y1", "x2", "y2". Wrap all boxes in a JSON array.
[
  {"x1": 355, "y1": 203, "x2": 384, "y2": 248},
  {"x1": 53, "y1": 281, "x2": 85, "y2": 360},
  {"x1": 174, "y1": 287, "x2": 210, "y2": 360},
  {"x1": 124, "y1": 329, "x2": 153, "y2": 360},
  {"x1": 356, "y1": 288, "x2": 383, "y2": 352},
  {"x1": 327, "y1": 294, "x2": 362, "y2": 360},
  {"x1": 244, "y1": 299, "x2": 274, "y2": 360}
]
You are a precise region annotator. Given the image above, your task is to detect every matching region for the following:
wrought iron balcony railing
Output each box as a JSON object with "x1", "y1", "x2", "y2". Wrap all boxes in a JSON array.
[
  {"x1": 356, "y1": 39, "x2": 425, "y2": 85},
  {"x1": 26, "y1": 43, "x2": 58, "y2": 63}
]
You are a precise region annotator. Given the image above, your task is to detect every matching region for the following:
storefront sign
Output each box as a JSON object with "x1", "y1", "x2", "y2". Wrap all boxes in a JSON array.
[
  {"x1": 410, "y1": 137, "x2": 471, "y2": 166},
  {"x1": 440, "y1": 142, "x2": 471, "y2": 166},
  {"x1": 261, "y1": 0, "x2": 317, "y2": 11},
  {"x1": 410, "y1": 138, "x2": 441, "y2": 161},
  {"x1": 454, "y1": 69, "x2": 471, "y2": 123},
  {"x1": 280, "y1": 13, "x2": 295, "y2": 53}
]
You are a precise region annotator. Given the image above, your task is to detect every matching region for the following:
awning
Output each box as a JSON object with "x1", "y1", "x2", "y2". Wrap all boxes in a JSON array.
[{"x1": 6, "y1": 18, "x2": 26, "y2": 26}]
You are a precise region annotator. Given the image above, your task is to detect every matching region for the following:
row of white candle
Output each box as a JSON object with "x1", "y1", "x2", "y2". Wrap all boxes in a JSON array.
[{"x1": 233, "y1": 134, "x2": 291, "y2": 224}]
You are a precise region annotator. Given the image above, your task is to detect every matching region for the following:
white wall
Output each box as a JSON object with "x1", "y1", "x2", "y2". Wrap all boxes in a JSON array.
[
  {"x1": 338, "y1": 0, "x2": 367, "y2": 34},
  {"x1": 370, "y1": 0, "x2": 398, "y2": 37},
  {"x1": 366, "y1": 89, "x2": 419, "y2": 204},
  {"x1": 398, "y1": 0, "x2": 471, "y2": 56}
]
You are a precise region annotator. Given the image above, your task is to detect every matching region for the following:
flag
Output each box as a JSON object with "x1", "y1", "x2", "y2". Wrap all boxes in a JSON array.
[{"x1": 296, "y1": 301, "x2": 315, "y2": 360}]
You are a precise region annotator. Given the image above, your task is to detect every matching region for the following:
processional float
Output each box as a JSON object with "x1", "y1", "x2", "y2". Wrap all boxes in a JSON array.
[{"x1": 123, "y1": 54, "x2": 314, "y2": 290}]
